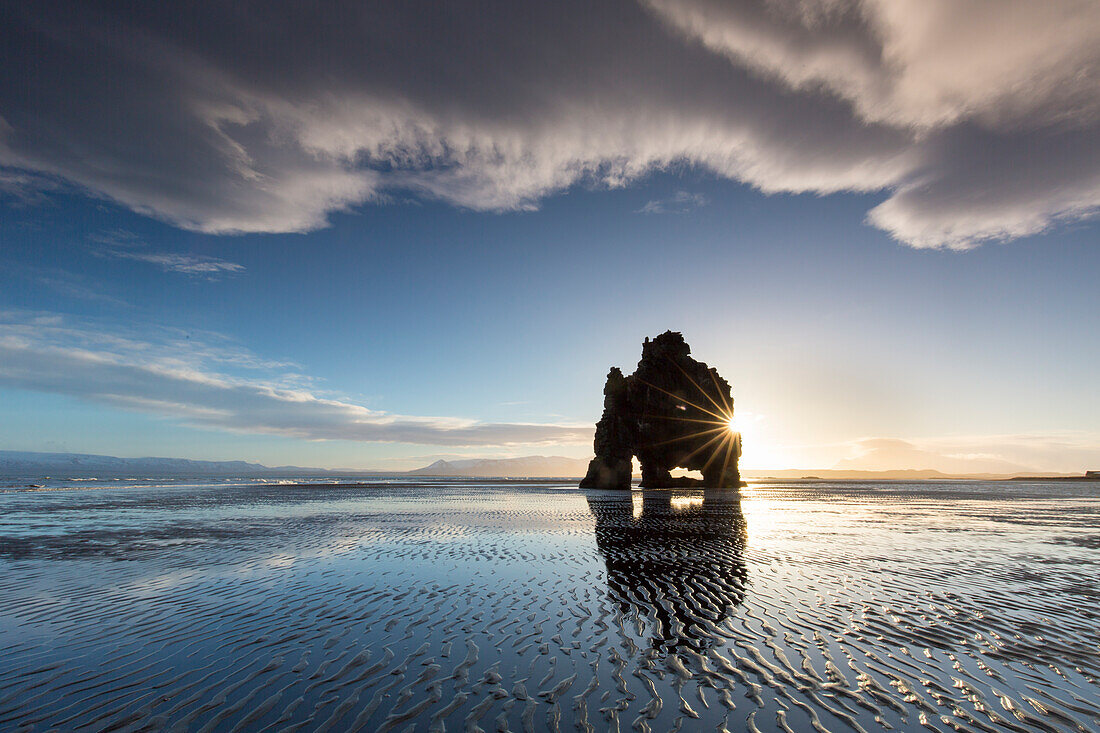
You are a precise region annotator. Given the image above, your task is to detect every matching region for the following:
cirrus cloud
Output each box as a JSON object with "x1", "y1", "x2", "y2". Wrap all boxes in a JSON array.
[
  {"x1": 1, "y1": 0, "x2": 1098, "y2": 248},
  {"x1": 637, "y1": 191, "x2": 708, "y2": 214},
  {"x1": 90, "y1": 230, "x2": 244, "y2": 279}
]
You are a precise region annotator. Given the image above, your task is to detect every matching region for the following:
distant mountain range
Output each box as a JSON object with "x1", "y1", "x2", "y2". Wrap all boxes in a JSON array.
[
  {"x1": 0, "y1": 450, "x2": 355, "y2": 476},
  {"x1": 407, "y1": 456, "x2": 590, "y2": 478},
  {"x1": 0, "y1": 450, "x2": 1085, "y2": 481}
]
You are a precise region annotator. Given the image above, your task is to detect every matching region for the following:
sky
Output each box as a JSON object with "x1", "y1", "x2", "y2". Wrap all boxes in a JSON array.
[{"x1": 1, "y1": 0, "x2": 1098, "y2": 473}]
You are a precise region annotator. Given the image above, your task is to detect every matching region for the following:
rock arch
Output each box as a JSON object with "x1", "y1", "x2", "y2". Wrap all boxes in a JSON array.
[{"x1": 579, "y1": 331, "x2": 743, "y2": 489}]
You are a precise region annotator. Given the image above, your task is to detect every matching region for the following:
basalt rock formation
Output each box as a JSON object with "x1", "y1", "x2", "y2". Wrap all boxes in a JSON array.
[{"x1": 580, "y1": 331, "x2": 743, "y2": 489}]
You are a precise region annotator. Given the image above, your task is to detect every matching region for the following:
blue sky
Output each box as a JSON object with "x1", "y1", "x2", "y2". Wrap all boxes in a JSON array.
[
  {"x1": 3, "y1": 173, "x2": 1098, "y2": 471},
  {"x1": 2, "y1": 1, "x2": 1098, "y2": 472}
]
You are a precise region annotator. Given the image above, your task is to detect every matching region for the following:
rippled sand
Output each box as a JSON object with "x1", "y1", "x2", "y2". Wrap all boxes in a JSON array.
[{"x1": 1, "y1": 480, "x2": 1097, "y2": 732}]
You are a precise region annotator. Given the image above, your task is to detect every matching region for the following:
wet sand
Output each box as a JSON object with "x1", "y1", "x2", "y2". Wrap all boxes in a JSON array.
[{"x1": 0, "y1": 479, "x2": 1097, "y2": 732}]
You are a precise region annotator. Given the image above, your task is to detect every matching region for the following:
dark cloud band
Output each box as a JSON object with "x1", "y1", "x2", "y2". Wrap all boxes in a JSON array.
[{"x1": 1, "y1": 0, "x2": 1097, "y2": 248}]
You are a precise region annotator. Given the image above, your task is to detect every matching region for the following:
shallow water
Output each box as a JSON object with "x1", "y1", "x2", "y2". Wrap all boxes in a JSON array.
[{"x1": 0, "y1": 479, "x2": 1097, "y2": 732}]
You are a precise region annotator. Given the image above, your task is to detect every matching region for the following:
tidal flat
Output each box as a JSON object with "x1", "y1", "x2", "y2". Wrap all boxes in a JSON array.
[{"x1": 0, "y1": 479, "x2": 1097, "y2": 732}]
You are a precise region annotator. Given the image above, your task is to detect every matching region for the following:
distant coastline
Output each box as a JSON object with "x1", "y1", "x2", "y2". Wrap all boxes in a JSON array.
[{"x1": 1003, "y1": 474, "x2": 1100, "y2": 481}]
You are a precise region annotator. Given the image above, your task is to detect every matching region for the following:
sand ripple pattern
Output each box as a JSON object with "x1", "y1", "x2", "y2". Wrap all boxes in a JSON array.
[{"x1": 0, "y1": 479, "x2": 1098, "y2": 732}]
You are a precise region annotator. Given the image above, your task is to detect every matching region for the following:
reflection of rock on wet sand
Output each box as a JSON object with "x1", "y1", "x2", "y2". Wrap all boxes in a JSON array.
[{"x1": 587, "y1": 489, "x2": 748, "y2": 653}]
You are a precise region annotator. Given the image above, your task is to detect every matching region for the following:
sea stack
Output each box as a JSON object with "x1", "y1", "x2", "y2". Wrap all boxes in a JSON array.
[{"x1": 580, "y1": 331, "x2": 743, "y2": 489}]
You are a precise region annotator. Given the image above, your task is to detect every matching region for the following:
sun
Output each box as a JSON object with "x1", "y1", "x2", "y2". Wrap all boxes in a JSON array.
[{"x1": 631, "y1": 367, "x2": 745, "y2": 482}]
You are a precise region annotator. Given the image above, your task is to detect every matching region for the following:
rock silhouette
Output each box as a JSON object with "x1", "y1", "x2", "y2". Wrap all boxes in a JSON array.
[
  {"x1": 586, "y1": 490, "x2": 748, "y2": 653},
  {"x1": 580, "y1": 331, "x2": 742, "y2": 489}
]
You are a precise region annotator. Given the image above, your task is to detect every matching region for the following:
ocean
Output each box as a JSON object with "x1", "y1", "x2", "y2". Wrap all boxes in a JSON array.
[{"x1": 0, "y1": 478, "x2": 1097, "y2": 732}]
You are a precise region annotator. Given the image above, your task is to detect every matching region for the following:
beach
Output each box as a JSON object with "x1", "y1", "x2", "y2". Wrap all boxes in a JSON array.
[{"x1": 1, "y1": 479, "x2": 1097, "y2": 732}]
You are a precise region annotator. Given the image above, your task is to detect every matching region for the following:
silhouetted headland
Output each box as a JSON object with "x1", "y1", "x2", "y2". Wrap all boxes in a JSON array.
[{"x1": 581, "y1": 331, "x2": 743, "y2": 489}]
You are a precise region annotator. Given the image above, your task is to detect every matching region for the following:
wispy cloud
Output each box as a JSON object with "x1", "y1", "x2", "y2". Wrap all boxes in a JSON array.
[
  {"x1": 1, "y1": 2, "x2": 1097, "y2": 248},
  {"x1": 834, "y1": 434, "x2": 1100, "y2": 474},
  {"x1": 0, "y1": 311, "x2": 591, "y2": 447},
  {"x1": 90, "y1": 230, "x2": 244, "y2": 279},
  {"x1": 637, "y1": 191, "x2": 708, "y2": 214},
  {"x1": 108, "y1": 250, "x2": 245, "y2": 276},
  {"x1": 0, "y1": 168, "x2": 57, "y2": 205},
  {"x1": 7, "y1": 265, "x2": 131, "y2": 308}
]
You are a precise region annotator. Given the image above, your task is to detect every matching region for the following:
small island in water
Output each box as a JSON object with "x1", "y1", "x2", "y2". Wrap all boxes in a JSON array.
[{"x1": 581, "y1": 331, "x2": 744, "y2": 489}]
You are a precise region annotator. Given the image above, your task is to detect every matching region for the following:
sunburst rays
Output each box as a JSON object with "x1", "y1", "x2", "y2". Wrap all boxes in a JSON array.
[{"x1": 634, "y1": 357, "x2": 741, "y2": 483}]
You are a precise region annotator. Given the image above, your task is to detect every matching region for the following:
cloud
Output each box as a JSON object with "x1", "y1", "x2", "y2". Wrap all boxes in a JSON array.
[
  {"x1": 644, "y1": 0, "x2": 1100, "y2": 249},
  {"x1": 90, "y1": 231, "x2": 244, "y2": 278},
  {"x1": 835, "y1": 434, "x2": 1100, "y2": 474},
  {"x1": 0, "y1": 168, "x2": 58, "y2": 205},
  {"x1": 834, "y1": 437, "x2": 1032, "y2": 474},
  {"x1": 0, "y1": 311, "x2": 591, "y2": 447},
  {"x1": 109, "y1": 250, "x2": 244, "y2": 276},
  {"x1": 637, "y1": 191, "x2": 708, "y2": 214},
  {"x1": 1, "y1": 1, "x2": 1098, "y2": 247},
  {"x1": 34, "y1": 269, "x2": 131, "y2": 307},
  {"x1": 3, "y1": 264, "x2": 132, "y2": 307},
  {"x1": 644, "y1": 0, "x2": 1100, "y2": 130}
]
